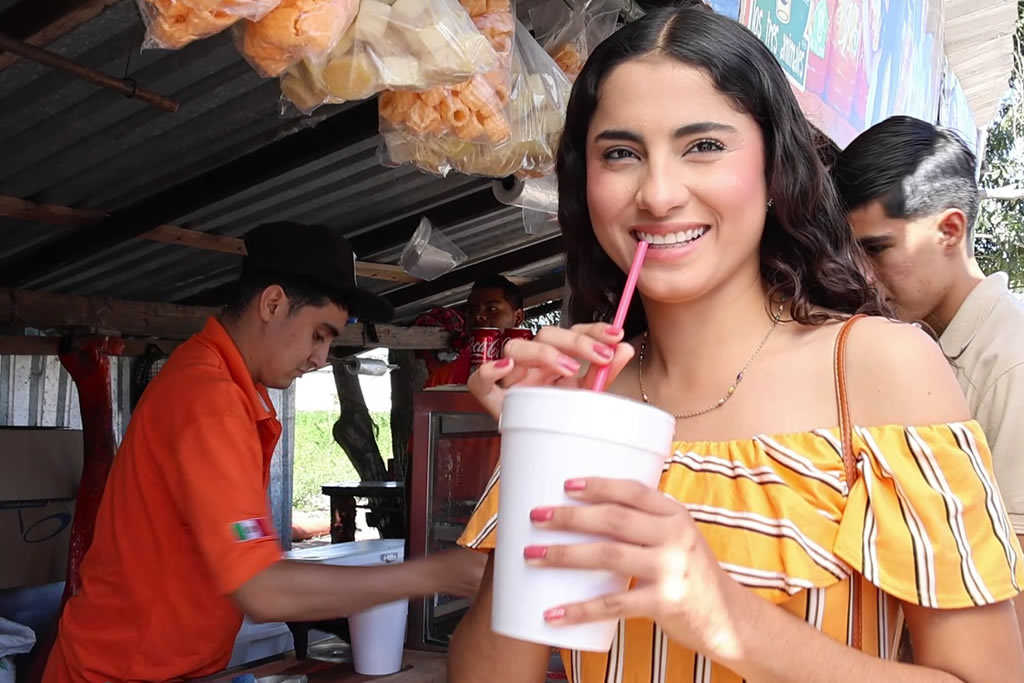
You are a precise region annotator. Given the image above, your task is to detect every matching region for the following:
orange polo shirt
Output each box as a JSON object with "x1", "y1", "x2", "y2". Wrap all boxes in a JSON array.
[{"x1": 44, "y1": 318, "x2": 284, "y2": 683}]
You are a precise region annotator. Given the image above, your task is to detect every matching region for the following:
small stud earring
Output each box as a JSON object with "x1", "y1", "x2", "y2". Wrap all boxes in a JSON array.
[{"x1": 766, "y1": 198, "x2": 774, "y2": 208}]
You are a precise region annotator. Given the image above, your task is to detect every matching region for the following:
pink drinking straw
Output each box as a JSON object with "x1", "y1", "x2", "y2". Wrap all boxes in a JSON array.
[{"x1": 590, "y1": 240, "x2": 648, "y2": 393}]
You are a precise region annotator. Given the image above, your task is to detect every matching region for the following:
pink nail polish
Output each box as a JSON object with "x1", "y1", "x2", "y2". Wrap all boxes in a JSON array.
[
  {"x1": 558, "y1": 355, "x2": 581, "y2": 373},
  {"x1": 530, "y1": 507, "x2": 554, "y2": 522},
  {"x1": 594, "y1": 343, "x2": 614, "y2": 359},
  {"x1": 494, "y1": 357, "x2": 512, "y2": 368},
  {"x1": 606, "y1": 326, "x2": 623, "y2": 337},
  {"x1": 544, "y1": 607, "x2": 566, "y2": 622},
  {"x1": 523, "y1": 545, "x2": 547, "y2": 559},
  {"x1": 564, "y1": 478, "x2": 586, "y2": 491}
]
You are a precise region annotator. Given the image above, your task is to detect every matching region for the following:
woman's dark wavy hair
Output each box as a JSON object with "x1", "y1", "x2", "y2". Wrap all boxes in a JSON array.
[{"x1": 556, "y1": 4, "x2": 889, "y2": 336}]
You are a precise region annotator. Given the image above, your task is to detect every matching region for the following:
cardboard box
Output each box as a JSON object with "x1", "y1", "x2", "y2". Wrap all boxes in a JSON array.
[{"x1": 0, "y1": 428, "x2": 83, "y2": 590}]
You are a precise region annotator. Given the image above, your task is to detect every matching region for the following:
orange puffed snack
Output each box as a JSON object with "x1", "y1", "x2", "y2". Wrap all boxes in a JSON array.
[
  {"x1": 552, "y1": 42, "x2": 582, "y2": 81},
  {"x1": 142, "y1": 0, "x2": 239, "y2": 49},
  {"x1": 377, "y1": 0, "x2": 514, "y2": 144},
  {"x1": 139, "y1": 0, "x2": 281, "y2": 49},
  {"x1": 379, "y1": 13, "x2": 572, "y2": 179},
  {"x1": 242, "y1": 0, "x2": 359, "y2": 77}
]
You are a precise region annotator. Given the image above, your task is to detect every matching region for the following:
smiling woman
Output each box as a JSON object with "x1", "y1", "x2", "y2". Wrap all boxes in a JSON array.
[
  {"x1": 558, "y1": 7, "x2": 884, "y2": 337},
  {"x1": 448, "y1": 5, "x2": 1024, "y2": 683}
]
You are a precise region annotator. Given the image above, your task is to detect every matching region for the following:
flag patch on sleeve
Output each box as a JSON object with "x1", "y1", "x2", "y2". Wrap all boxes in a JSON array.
[{"x1": 231, "y1": 517, "x2": 272, "y2": 542}]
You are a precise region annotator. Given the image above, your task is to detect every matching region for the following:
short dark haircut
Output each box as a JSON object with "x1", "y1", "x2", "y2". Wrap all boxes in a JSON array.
[
  {"x1": 471, "y1": 274, "x2": 524, "y2": 311},
  {"x1": 833, "y1": 116, "x2": 979, "y2": 256},
  {"x1": 222, "y1": 269, "x2": 349, "y2": 318}
]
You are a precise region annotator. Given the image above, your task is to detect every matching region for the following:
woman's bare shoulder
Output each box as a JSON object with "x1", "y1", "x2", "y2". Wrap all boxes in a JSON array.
[{"x1": 841, "y1": 315, "x2": 970, "y2": 426}]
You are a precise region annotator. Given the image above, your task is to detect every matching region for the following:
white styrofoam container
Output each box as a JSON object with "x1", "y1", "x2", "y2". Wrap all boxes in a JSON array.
[{"x1": 229, "y1": 540, "x2": 405, "y2": 667}]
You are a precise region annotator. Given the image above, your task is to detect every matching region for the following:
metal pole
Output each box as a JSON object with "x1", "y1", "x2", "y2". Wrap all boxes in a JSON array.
[{"x1": 0, "y1": 33, "x2": 178, "y2": 113}]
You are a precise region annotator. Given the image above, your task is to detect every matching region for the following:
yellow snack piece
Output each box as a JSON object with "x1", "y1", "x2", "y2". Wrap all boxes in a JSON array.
[
  {"x1": 378, "y1": 55, "x2": 421, "y2": 87},
  {"x1": 322, "y1": 51, "x2": 380, "y2": 100},
  {"x1": 390, "y1": 0, "x2": 428, "y2": 25},
  {"x1": 281, "y1": 67, "x2": 328, "y2": 112},
  {"x1": 330, "y1": 25, "x2": 356, "y2": 57},
  {"x1": 353, "y1": 0, "x2": 391, "y2": 42}
]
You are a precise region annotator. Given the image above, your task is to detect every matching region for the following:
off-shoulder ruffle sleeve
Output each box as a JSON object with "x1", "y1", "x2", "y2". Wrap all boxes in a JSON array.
[
  {"x1": 835, "y1": 420, "x2": 1024, "y2": 608},
  {"x1": 457, "y1": 463, "x2": 500, "y2": 551}
]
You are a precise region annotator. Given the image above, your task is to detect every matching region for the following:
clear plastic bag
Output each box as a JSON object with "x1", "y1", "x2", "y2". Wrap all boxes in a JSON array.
[
  {"x1": 239, "y1": 0, "x2": 359, "y2": 78},
  {"x1": 529, "y1": 0, "x2": 620, "y2": 81},
  {"x1": 379, "y1": 18, "x2": 571, "y2": 179},
  {"x1": 399, "y1": 217, "x2": 467, "y2": 281},
  {"x1": 137, "y1": 0, "x2": 281, "y2": 50},
  {"x1": 376, "y1": 0, "x2": 515, "y2": 145},
  {"x1": 277, "y1": 0, "x2": 500, "y2": 113}
]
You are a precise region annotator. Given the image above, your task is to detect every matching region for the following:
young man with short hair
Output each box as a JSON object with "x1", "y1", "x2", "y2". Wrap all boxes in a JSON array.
[
  {"x1": 423, "y1": 275, "x2": 526, "y2": 388},
  {"x1": 44, "y1": 222, "x2": 484, "y2": 683},
  {"x1": 834, "y1": 116, "x2": 1024, "y2": 633}
]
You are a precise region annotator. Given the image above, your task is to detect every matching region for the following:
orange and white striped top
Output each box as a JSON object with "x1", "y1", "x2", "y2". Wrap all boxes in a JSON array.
[{"x1": 458, "y1": 421, "x2": 1024, "y2": 682}]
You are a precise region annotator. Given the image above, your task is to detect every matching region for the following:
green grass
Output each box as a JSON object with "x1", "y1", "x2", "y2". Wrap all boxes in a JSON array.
[{"x1": 292, "y1": 410, "x2": 394, "y2": 513}]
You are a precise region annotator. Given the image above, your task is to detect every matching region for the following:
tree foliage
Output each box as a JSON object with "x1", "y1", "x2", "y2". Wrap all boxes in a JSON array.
[{"x1": 975, "y1": 0, "x2": 1024, "y2": 291}]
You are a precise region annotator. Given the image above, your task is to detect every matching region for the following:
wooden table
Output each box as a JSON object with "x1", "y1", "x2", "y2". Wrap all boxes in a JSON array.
[
  {"x1": 201, "y1": 649, "x2": 446, "y2": 682},
  {"x1": 322, "y1": 481, "x2": 405, "y2": 543}
]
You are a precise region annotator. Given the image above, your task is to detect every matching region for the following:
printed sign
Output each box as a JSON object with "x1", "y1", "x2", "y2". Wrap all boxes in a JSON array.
[{"x1": 748, "y1": 0, "x2": 812, "y2": 89}]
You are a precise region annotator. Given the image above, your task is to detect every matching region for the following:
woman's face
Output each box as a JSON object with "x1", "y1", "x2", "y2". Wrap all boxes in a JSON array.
[{"x1": 585, "y1": 56, "x2": 769, "y2": 306}]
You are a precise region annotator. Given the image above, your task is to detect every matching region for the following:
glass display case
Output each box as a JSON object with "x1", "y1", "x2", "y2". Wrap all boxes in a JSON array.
[{"x1": 406, "y1": 387, "x2": 501, "y2": 652}]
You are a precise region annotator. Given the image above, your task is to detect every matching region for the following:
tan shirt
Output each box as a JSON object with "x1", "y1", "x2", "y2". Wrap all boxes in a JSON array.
[{"x1": 941, "y1": 273, "x2": 1024, "y2": 533}]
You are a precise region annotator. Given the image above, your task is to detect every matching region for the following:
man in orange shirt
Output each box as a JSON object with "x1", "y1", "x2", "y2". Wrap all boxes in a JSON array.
[{"x1": 43, "y1": 222, "x2": 484, "y2": 682}]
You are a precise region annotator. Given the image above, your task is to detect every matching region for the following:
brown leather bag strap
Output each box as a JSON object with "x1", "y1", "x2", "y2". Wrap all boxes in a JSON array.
[
  {"x1": 833, "y1": 313, "x2": 865, "y2": 652},
  {"x1": 833, "y1": 314, "x2": 864, "y2": 488}
]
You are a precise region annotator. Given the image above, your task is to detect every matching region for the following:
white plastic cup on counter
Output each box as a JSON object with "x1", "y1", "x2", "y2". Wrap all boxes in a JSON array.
[
  {"x1": 348, "y1": 599, "x2": 409, "y2": 675},
  {"x1": 491, "y1": 386, "x2": 674, "y2": 652}
]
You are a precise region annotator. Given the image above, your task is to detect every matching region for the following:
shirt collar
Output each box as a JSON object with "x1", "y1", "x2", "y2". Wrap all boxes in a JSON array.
[
  {"x1": 939, "y1": 273, "x2": 1009, "y2": 360},
  {"x1": 196, "y1": 318, "x2": 277, "y2": 422}
]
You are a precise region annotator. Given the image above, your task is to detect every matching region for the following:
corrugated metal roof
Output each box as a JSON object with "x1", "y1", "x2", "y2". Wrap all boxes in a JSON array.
[{"x1": 0, "y1": 0, "x2": 565, "y2": 322}]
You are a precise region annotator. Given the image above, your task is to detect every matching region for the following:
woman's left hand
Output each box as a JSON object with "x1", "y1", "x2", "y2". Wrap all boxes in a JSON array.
[{"x1": 525, "y1": 477, "x2": 751, "y2": 659}]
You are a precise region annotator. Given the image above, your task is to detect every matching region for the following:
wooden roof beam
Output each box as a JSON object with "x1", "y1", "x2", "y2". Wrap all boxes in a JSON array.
[
  {"x1": 0, "y1": 287, "x2": 449, "y2": 350},
  {"x1": 0, "y1": 0, "x2": 120, "y2": 73},
  {"x1": 0, "y1": 195, "x2": 419, "y2": 283}
]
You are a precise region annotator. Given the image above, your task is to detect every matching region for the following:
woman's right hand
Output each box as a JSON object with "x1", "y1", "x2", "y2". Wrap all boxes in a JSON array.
[{"x1": 467, "y1": 323, "x2": 634, "y2": 418}]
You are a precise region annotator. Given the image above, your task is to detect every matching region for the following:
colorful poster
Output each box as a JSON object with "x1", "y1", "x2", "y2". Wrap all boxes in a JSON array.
[
  {"x1": 796, "y1": 0, "x2": 942, "y2": 146},
  {"x1": 747, "y1": 0, "x2": 812, "y2": 89},
  {"x1": 732, "y1": 0, "x2": 945, "y2": 148},
  {"x1": 708, "y1": 0, "x2": 743, "y2": 20}
]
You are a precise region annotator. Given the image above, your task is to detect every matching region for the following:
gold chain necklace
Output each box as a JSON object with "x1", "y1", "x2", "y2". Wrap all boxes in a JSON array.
[{"x1": 639, "y1": 302, "x2": 784, "y2": 420}]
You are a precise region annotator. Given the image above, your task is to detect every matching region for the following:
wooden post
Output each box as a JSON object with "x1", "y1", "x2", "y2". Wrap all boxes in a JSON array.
[
  {"x1": 330, "y1": 364, "x2": 404, "y2": 538},
  {"x1": 388, "y1": 349, "x2": 427, "y2": 483},
  {"x1": 389, "y1": 349, "x2": 427, "y2": 541}
]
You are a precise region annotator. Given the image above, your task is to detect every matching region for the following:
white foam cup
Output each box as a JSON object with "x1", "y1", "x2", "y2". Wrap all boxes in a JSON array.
[
  {"x1": 491, "y1": 386, "x2": 674, "y2": 652},
  {"x1": 348, "y1": 598, "x2": 409, "y2": 675}
]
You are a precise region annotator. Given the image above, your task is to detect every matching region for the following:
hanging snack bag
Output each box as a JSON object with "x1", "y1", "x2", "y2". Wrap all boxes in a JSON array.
[
  {"x1": 240, "y1": 0, "x2": 360, "y2": 77},
  {"x1": 379, "y1": 18, "x2": 571, "y2": 179},
  {"x1": 529, "y1": 0, "x2": 620, "y2": 81},
  {"x1": 375, "y1": 0, "x2": 515, "y2": 152},
  {"x1": 138, "y1": 0, "x2": 282, "y2": 50},
  {"x1": 278, "y1": 0, "x2": 500, "y2": 113}
]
